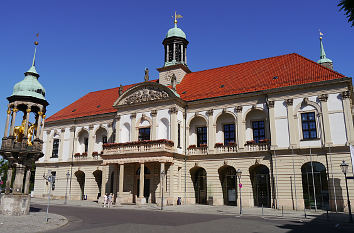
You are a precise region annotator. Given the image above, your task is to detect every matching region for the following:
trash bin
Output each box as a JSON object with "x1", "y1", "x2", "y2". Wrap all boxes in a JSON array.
[
  {"x1": 177, "y1": 197, "x2": 181, "y2": 205},
  {"x1": 84, "y1": 195, "x2": 87, "y2": 200}
]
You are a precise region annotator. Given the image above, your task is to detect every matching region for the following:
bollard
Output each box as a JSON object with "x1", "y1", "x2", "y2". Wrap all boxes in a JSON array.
[
  {"x1": 262, "y1": 204, "x2": 264, "y2": 216},
  {"x1": 304, "y1": 208, "x2": 307, "y2": 219},
  {"x1": 282, "y1": 206, "x2": 284, "y2": 217},
  {"x1": 326, "y1": 209, "x2": 329, "y2": 220}
]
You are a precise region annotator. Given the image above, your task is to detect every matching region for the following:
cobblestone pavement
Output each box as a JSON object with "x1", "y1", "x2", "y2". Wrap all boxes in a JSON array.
[
  {"x1": 0, "y1": 210, "x2": 68, "y2": 233},
  {"x1": 31, "y1": 197, "x2": 351, "y2": 223}
]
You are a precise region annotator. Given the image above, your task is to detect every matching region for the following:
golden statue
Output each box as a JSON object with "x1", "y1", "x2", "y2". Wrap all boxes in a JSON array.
[
  {"x1": 14, "y1": 116, "x2": 26, "y2": 142},
  {"x1": 13, "y1": 114, "x2": 38, "y2": 145}
]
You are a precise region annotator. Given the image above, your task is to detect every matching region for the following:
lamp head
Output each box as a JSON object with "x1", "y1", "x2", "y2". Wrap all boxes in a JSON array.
[{"x1": 340, "y1": 160, "x2": 348, "y2": 175}]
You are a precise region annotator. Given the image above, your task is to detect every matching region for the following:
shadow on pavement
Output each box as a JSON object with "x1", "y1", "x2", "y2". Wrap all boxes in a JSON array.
[{"x1": 30, "y1": 206, "x2": 43, "y2": 212}]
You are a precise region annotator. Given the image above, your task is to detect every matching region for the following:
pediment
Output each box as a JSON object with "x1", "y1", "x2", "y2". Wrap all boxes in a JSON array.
[{"x1": 113, "y1": 82, "x2": 179, "y2": 107}]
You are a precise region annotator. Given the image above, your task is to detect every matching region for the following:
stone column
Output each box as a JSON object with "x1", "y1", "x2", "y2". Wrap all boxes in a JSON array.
[
  {"x1": 206, "y1": 110, "x2": 214, "y2": 152},
  {"x1": 36, "y1": 111, "x2": 43, "y2": 138},
  {"x1": 268, "y1": 101, "x2": 277, "y2": 148},
  {"x1": 115, "y1": 115, "x2": 121, "y2": 143},
  {"x1": 181, "y1": 44, "x2": 184, "y2": 63},
  {"x1": 136, "y1": 163, "x2": 146, "y2": 204},
  {"x1": 341, "y1": 91, "x2": 354, "y2": 144},
  {"x1": 184, "y1": 46, "x2": 187, "y2": 65},
  {"x1": 173, "y1": 43, "x2": 176, "y2": 61},
  {"x1": 131, "y1": 113, "x2": 137, "y2": 141},
  {"x1": 235, "y1": 106, "x2": 244, "y2": 149},
  {"x1": 318, "y1": 94, "x2": 332, "y2": 145},
  {"x1": 151, "y1": 110, "x2": 157, "y2": 140},
  {"x1": 9, "y1": 107, "x2": 18, "y2": 136},
  {"x1": 160, "y1": 162, "x2": 165, "y2": 200},
  {"x1": 113, "y1": 164, "x2": 119, "y2": 195},
  {"x1": 285, "y1": 99, "x2": 298, "y2": 148},
  {"x1": 88, "y1": 125, "x2": 94, "y2": 158},
  {"x1": 24, "y1": 169, "x2": 31, "y2": 194},
  {"x1": 13, "y1": 164, "x2": 25, "y2": 194},
  {"x1": 23, "y1": 107, "x2": 31, "y2": 137},
  {"x1": 119, "y1": 164, "x2": 124, "y2": 194},
  {"x1": 5, "y1": 168, "x2": 13, "y2": 194},
  {"x1": 101, "y1": 165, "x2": 108, "y2": 195},
  {"x1": 4, "y1": 108, "x2": 11, "y2": 138},
  {"x1": 170, "y1": 107, "x2": 178, "y2": 147},
  {"x1": 166, "y1": 44, "x2": 169, "y2": 62}
]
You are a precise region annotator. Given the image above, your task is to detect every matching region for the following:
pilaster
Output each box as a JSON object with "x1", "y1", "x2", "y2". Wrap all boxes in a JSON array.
[
  {"x1": 341, "y1": 91, "x2": 354, "y2": 144},
  {"x1": 69, "y1": 126, "x2": 75, "y2": 160},
  {"x1": 285, "y1": 99, "x2": 298, "y2": 148},
  {"x1": 131, "y1": 113, "x2": 137, "y2": 141},
  {"x1": 318, "y1": 94, "x2": 332, "y2": 145},
  {"x1": 206, "y1": 110, "x2": 214, "y2": 152},
  {"x1": 115, "y1": 115, "x2": 121, "y2": 143},
  {"x1": 88, "y1": 125, "x2": 94, "y2": 158},
  {"x1": 58, "y1": 128, "x2": 65, "y2": 161},
  {"x1": 235, "y1": 106, "x2": 244, "y2": 149},
  {"x1": 151, "y1": 110, "x2": 157, "y2": 140},
  {"x1": 170, "y1": 107, "x2": 178, "y2": 148},
  {"x1": 268, "y1": 101, "x2": 277, "y2": 148}
]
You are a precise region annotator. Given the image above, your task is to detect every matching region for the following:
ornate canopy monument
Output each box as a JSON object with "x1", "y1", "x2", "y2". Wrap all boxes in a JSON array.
[{"x1": 0, "y1": 38, "x2": 48, "y2": 215}]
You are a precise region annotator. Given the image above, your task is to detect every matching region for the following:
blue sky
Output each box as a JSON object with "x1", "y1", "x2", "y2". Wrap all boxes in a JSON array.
[{"x1": 0, "y1": 0, "x2": 353, "y2": 135}]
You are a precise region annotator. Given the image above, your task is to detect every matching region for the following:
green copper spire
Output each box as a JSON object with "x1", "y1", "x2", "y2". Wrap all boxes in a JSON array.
[
  {"x1": 11, "y1": 41, "x2": 46, "y2": 100},
  {"x1": 317, "y1": 34, "x2": 333, "y2": 64}
]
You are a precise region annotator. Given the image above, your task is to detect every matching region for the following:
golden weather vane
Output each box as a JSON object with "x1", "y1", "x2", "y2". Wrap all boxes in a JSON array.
[
  {"x1": 172, "y1": 11, "x2": 183, "y2": 26},
  {"x1": 318, "y1": 29, "x2": 324, "y2": 40}
]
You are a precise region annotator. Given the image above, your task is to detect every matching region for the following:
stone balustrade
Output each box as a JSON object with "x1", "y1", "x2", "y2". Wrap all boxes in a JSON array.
[
  {"x1": 245, "y1": 142, "x2": 270, "y2": 152},
  {"x1": 215, "y1": 145, "x2": 238, "y2": 153},
  {"x1": 187, "y1": 146, "x2": 208, "y2": 155},
  {"x1": 103, "y1": 139, "x2": 174, "y2": 155}
]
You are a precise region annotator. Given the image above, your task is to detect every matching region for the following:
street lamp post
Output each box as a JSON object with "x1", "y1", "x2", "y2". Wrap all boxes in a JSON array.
[
  {"x1": 64, "y1": 171, "x2": 70, "y2": 204},
  {"x1": 161, "y1": 170, "x2": 165, "y2": 210},
  {"x1": 236, "y1": 169, "x2": 242, "y2": 215},
  {"x1": 340, "y1": 160, "x2": 353, "y2": 223}
]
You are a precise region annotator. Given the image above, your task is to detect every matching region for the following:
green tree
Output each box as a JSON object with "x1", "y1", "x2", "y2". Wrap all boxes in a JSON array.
[
  {"x1": 338, "y1": 0, "x2": 354, "y2": 26},
  {"x1": 0, "y1": 158, "x2": 8, "y2": 191}
]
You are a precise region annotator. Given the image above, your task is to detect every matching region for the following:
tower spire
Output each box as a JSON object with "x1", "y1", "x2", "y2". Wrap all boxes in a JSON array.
[
  {"x1": 25, "y1": 33, "x2": 40, "y2": 78},
  {"x1": 32, "y1": 33, "x2": 39, "y2": 67},
  {"x1": 317, "y1": 31, "x2": 333, "y2": 70}
]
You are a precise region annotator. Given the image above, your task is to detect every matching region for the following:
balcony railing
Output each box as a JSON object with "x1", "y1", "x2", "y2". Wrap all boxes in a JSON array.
[
  {"x1": 187, "y1": 146, "x2": 208, "y2": 155},
  {"x1": 215, "y1": 145, "x2": 238, "y2": 153},
  {"x1": 103, "y1": 139, "x2": 174, "y2": 155},
  {"x1": 245, "y1": 141, "x2": 270, "y2": 152}
]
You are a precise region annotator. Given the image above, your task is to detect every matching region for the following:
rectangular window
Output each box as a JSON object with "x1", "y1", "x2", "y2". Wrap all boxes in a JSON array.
[
  {"x1": 301, "y1": 112, "x2": 317, "y2": 139},
  {"x1": 224, "y1": 124, "x2": 236, "y2": 145},
  {"x1": 138, "y1": 127, "x2": 151, "y2": 141},
  {"x1": 178, "y1": 123, "x2": 181, "y2": 148},
  {"x1": 196, "y1": 126, "x2": 207, "y2": 147},
  {"x1": 51, "y1": 139, "x2": 59, "y2": 158},
  {"x1": 252, "y1": 121, "x2": 265, "y2": 143},
  {"x1": 102, "y1": 136, "x2": 107, "y2": 144},
  {"x1": 84, "y1": 137, "x2": 89, "y2": 152}
]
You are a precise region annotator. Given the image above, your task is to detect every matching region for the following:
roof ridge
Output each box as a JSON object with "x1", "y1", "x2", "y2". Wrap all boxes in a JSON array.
[
  {"x1": 187, "y1": 53, "x2": 295, "y2": 75},
  {"x1": 292, "y1": 53, "x2": 345, "y2": 77}
]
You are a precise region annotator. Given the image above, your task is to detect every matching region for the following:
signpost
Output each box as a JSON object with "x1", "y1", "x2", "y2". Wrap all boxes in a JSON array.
[{"x1": 43, "y1": 170, "x2": 55, "y2": 222}]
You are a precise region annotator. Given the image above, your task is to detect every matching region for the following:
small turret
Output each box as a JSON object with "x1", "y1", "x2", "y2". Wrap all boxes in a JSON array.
[{"x1": 317, "y1": 32, "x2": 333, "y2": 70}]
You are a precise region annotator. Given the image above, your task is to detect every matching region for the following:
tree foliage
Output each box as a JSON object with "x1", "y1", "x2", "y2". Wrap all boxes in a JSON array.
[
  {"x1": 0, "y1": 158, "x2": 8, "y2": 191},
  {"x1": 338, "y1": 0, "x2": 354, "y2": 26}
]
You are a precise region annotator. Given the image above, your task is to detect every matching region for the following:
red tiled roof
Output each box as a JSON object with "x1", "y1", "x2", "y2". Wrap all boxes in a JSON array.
[
  {"x1": 46, "y1": 53, "x2": 345, "y2": 122},
  {"x1": 177, "y1": 53, "x2": 345, "y2": 101}
]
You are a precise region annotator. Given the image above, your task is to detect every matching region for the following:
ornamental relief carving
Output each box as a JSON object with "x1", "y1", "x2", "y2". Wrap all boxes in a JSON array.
[{"x1": 122, "y1": 87, "x2": 169, "y2": 105}]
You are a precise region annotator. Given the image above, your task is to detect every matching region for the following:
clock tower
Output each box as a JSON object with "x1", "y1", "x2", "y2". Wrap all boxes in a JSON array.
[{"x1": 158, "y1": 12, "x2": 191, "y2": 86}]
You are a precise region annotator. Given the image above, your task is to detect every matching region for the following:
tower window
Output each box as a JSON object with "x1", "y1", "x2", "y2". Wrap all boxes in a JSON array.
[
  {"x1": 168, "y1": 44, "x2": 173, "y2": 62},
  {"x1": 175, "y1": 44, "x2": 181, "y2": 62}
]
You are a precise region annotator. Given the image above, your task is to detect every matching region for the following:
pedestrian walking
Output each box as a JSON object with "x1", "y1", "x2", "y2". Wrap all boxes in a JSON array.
[
  {"x1": 103, "y1": 193, "x2": 108, "y2": 208},
  {"x1": 108, "y1": 193, "x2": 113, "y2": 208}
]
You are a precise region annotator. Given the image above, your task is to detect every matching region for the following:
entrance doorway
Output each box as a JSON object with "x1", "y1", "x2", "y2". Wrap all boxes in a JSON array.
[
  {"x1": 219, "y1": 166, "x2": 237, "y2": 206},
  {"x1": 301, "y1": 162, "x2": 329, "y2": 210},
  {"x1": 191, "y1": 167, "x2": 207, "y2": 204},
  {"x1": 75, "y1": 170, "x2": 85, "y2": 200},
  {"x1": 250, "y1": 165, "x2": 271, "y2": 207}
]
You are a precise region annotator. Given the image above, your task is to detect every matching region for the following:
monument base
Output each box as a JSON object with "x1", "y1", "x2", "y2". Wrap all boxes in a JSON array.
[{"x1": 0, "y1": 194, "x2": 31, "y2": 216}]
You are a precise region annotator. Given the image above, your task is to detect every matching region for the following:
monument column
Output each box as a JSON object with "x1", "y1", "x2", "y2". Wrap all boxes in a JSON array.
[
  {"x1": 23, "y1": 107, "x2": 31, "y2": 137},
  {"x1": 4, "y1": 107, "x2": 11, "y2": 137},
  {"x1": 5, "y1": 167, "x2": 13, "y2": 194},
  {"x1": 24, "y1": 169, "x2": 32, "y2": 194},
  {"x1": 9, "y1": 107, "x2": 18, "y2": 136},
  {"x1": 36, "y1": 111, "x2": 43, "y2": 138}
]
